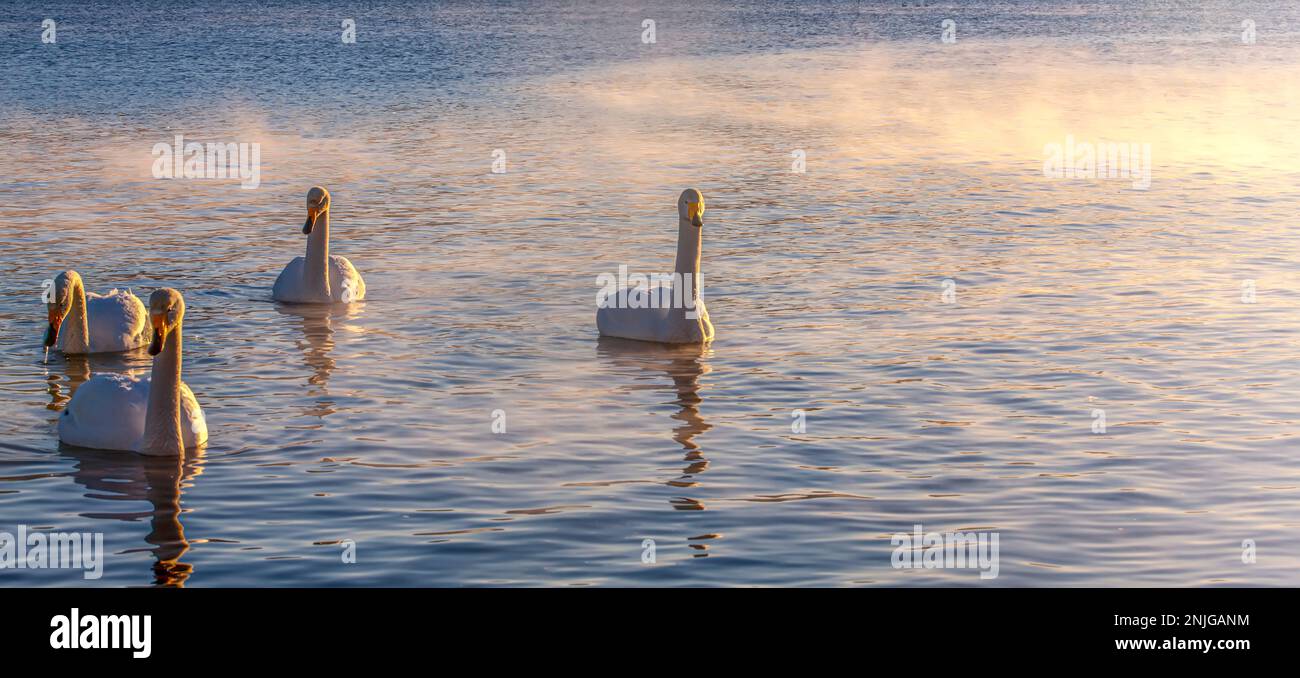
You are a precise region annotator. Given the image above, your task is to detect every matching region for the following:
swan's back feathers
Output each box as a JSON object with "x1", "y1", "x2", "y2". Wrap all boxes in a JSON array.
[{"x1": 60, "y1": 288, "x2": 149, "y2": 353}]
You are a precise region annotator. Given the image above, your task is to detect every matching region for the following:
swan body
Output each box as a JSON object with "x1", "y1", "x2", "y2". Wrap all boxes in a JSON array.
[
  {"x1": 58, "y1": 288, "x2": 205, "y2": 456},
  {"x1": 58, "y1": 373, "x2": 207, "y2": 452},
  {"x1": 597, "y1": 286, "x2": 713, "y2": 344},
  {"x1": 273, "y1": 255, "x2": 365, "y2": 303},
  {"x1": 597, "y1": 188, "x2": 715, "y2": 344},
  {"x1": 272, "y1": 186, "x2": 366, "y2": 304},
  {"x1": 44, "y1": 271, "x2": 149, "y2": 354}
]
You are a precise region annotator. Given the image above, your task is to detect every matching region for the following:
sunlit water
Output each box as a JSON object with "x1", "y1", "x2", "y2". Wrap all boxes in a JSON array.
[{"x1": 2, "y1": 1, "x2": 1299, "y2": 586}]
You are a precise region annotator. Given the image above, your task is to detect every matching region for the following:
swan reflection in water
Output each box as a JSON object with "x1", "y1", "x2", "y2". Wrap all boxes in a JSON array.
[
  {"x1": 275, "y1": 302, "x2": 364, "y2": 417},
  {"x1": 60, "y1": 446, "x2": 204, "y2": 587},
  {"x1": 44, "y1": 350, "x2": 148, "y2": 412},
  {"x1": 45, "y1": 351, "x2": 204, "y2": 587},
  {"x1": 596, "y1": 337, "x2": 713, "y2": 512}
]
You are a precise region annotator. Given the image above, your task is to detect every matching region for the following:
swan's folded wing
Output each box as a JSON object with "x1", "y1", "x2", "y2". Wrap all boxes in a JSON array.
[
  {"x1": 329, "y1": 255, "x2": 366, "y2": 302},
  {"x1": 597, "y1": 285, "x2": 681, "y2": 343},
  {"x1": 58, "y1": 374, "x2": 149, "y2": 451},
  {"x1": 85, "y1": 289, "x2": 150, "y2": 352},
  {"x1": 180, "y1": 382, "x2": 208, "y2": 448},
  {"x1": 273, "y1": 257, "x2": 307, "y2": 302}
]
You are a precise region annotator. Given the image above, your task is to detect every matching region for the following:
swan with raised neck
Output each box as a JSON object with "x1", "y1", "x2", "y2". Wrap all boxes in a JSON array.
[
  {"x1": 596, "y1": 188, "x2": 714, "y2": 344},
  {"x1": 272, "y1": 186, "x2": 367, "y2": 304}
]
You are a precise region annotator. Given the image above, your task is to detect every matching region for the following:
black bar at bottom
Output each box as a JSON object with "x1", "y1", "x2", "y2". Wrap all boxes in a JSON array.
[{"x1": 2, "y1": 587, "x2": 1285, "y2": 665}]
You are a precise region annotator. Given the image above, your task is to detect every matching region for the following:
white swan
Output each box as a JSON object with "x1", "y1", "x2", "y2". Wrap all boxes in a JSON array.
[
  {"x1": 272, "y1": 186, "x2": 367, "y2": 304},
  {"x1": 58, "y1": 288, "x2": 208, "y2": 456},
  {"x1": 44, "y1": 270, "x2": 149, "y2": 354},
  {"x1": 597, "y1": 188, "x2": 715, "y2": 344}
]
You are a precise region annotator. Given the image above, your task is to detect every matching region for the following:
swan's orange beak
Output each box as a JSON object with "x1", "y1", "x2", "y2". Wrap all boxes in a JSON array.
[
  {"x1": 148, "y1": 313, "x2": 167, "y2": 356},
  {"x1": 44, "y1": 308, "x2": 61, "y2": 347},
  {"x1": 687, "y1": 201, "x2": 703, "y2": 228},
  {"x1": 304, "y1": 206, "x2": 320, "y2": 235}
]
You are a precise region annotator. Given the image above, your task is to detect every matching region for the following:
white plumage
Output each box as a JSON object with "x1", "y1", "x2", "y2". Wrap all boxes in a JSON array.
[
  {"x1": 57, "y1": 288, "x2": 150, "y2": 354},
  {"x1": 271, "y1": 186, "x2": 366, "y2": 304},
  {"x1": 597, "y1": 286, "x2": 713, "y2": 344},
  {"x1": 597, "y1": 188, "x2": 715, "y2": 345},
  {"x1": 57, "y1": 373, "x2": 207, "y2": 453},
  {"x1": 272, "y1": 255, "x2": 366, "y2": 303}
]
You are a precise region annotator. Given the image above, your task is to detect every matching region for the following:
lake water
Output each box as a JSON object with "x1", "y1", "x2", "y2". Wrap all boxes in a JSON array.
[{"x1": 2, "y1": 0, "x2": 1299, "y2": 586}]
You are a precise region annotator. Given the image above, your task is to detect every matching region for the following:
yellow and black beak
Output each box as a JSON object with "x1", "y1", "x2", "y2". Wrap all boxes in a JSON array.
[
  {"x1": 148, "y1": 314, "x2": 167, "y2": 356},
  {"x1": 687, "y1": 201, "x2": 704, "y2": 228},
  {"x1": 44, "y1": 308, "x2": 61, "y2": 347},
  {"x1": 303, "y1": 206, "x2": 319, "y2": 235}
]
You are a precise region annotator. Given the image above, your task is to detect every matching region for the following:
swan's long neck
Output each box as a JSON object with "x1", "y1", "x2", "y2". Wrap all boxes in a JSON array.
[
  {"x1": 304, "y1": 210, "x2": 331, "y2": 301},
  {"x1": 141, "y1": 322, "x2": 184, "y2": 456},
  {"x1": 673, "y1": 217, "x2": 703, "y2": 301},
  {"x1": 63, "y1": 279, "x2": 91, "y2": 353}
]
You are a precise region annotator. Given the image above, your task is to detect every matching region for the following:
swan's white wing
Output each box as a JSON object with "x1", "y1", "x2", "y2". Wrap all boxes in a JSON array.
[
  {"x1": 180, "y1": 381, "x2": 208, "y2": 448},
  {"x1": 84, "y1": 289, "x2": 149, "y2": 352},
  {"x1": 694, "y1": 297, "x2": 714, "y2": 342},
  {"x1": 329, "y1": 255, "x2": 365, "y2": 302},
  {"x1": 58, "y1": 373, "x2": 148, "y2": 451},
  {"x1": 597, "y1": 285, "x2": 710, "y2": 344},
  {"x1": 272, "y1": 256, "x2": 307, "y2": 302}
]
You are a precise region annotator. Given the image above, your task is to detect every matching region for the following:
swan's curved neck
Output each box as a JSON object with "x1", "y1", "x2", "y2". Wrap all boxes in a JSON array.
[
  {"x1": 304, "y1": 209, "x2": 331, "y2": 300},
  {"x1": 141, "y1": 322, "x2": 184, "y2": 456},
  {"x1": 673, "y1": 217, "x2": 703, "y2": 295},
  {"x1": 63, "y1": 279, "x2": 91, "y2": 353}
]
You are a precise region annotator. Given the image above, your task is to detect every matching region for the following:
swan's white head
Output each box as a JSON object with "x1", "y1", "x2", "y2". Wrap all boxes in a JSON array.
[
  {"x1": 44, "y1": 270, "x2": 82, "y2": 347},
  {"x1": 678, "y1": 188, "x2": 705, "y2": 228},
  {"x1": 303, "y1": 186, "x2": 331, "y2": 235},
  {"x1": 148, "y1": 288, "x2": 185, "y2": 356}
]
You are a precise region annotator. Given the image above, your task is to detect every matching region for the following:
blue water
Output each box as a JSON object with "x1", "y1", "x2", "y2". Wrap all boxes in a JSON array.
[{"x1": 1, "y1": 1, "x2": 1299, "y2": 586}]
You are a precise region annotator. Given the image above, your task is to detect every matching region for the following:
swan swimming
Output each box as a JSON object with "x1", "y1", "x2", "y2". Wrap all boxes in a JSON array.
[
  {"x1": 58, "y1": 288, "x2": 208, "y2": 456},
  {"x1": 273, "y1": 186, "x2": 367, "y2": 304},
  {"x1": 596, "y1": 188, "x2": 715, "y2": 344},
  {"x1": 43, "y1": 270, "x2": 150, "y2": 354}
]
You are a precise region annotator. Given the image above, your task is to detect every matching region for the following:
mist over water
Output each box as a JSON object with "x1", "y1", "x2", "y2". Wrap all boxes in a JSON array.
[{"x1": 1, "y1": 1, "x2": 1299, "y2": 585}]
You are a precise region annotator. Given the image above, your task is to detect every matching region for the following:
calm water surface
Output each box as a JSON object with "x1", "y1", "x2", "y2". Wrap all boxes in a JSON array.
[{"x1": 2, "y1": 1, "x2": 1299, "y2": 585}]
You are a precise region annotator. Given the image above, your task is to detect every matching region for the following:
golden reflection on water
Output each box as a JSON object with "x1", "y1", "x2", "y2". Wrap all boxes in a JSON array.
[
  {"x1": 597, "y1": 338, "x2": 713, "y2": 512},
  {"x1": 60, "y1": 447, "x2": 204, "y2": 587},
  {"x1": 275, "y1": 301, "x2": 364, "y2": 400}
]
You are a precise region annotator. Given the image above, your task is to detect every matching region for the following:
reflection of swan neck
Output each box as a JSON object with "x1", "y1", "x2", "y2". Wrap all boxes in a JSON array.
[
  {"x1": 144, "y1": 455, "x2": 190, "y2": 587},
  {"x1": 142, "y1": 324, "x2": 184, "y2": 455},
  {"x1": 304, "y1": 209, "x2": 331, "y2": 299},
  {"x1": 303, "y1": 314, "x2": 336, "y2": 388},
  {"x1": 670, "y1": 358, "x2": 710, "y2": 450}
]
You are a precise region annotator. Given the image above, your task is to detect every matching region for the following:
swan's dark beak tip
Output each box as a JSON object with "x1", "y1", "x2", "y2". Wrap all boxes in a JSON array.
[
  {"x1": 43, "y1": 323, "x2": 57, "y2": 347},
  {"x1": 302, "y1": 217, "x2": 314, "y2": 235},
  {"x1": 148, "y1": 329, "x2": 164, "y2": 356}
]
